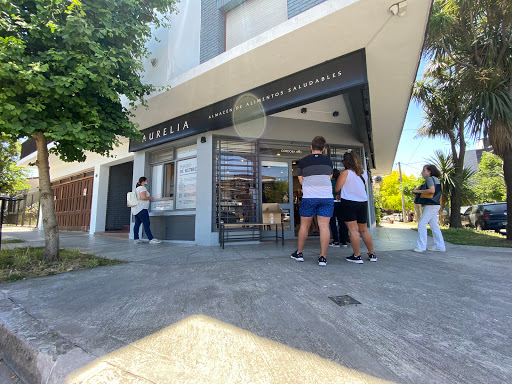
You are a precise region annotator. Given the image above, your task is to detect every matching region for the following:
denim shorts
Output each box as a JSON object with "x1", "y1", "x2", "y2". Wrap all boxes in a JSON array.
[{"x1": 299, "y1": 198, "x2": 334, "y2": 218}]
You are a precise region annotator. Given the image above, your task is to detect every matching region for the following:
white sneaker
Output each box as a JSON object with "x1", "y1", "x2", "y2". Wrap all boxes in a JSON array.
[
  {"x1": 413, "y1": 247, "x2": 425, "y2": 253},
  {"x1": 429, "y1": 246, "x2": 446, "y2": 252},
  {"x1": 149, "y1": 238, "x2": 161, "y2": 244},
  {"x1": 134, "y1": 239, "x2": 143, "y2": 244}
]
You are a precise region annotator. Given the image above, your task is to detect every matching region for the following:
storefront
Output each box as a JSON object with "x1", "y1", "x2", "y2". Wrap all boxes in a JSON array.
[
  {"x1": 18, "y1": 0, "x2": 432, "y2": 246},
  {"x1": 214, "y1": 139, "x2": 365, "y2": 239},
  {"x1": 127, "y1": 50, "x2": 374, "y2": 244}
]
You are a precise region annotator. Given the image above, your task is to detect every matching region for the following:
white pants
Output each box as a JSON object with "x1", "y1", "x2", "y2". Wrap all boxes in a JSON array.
[{"x1": 417, "y1": 205, "x2": 446, "y2": 251}]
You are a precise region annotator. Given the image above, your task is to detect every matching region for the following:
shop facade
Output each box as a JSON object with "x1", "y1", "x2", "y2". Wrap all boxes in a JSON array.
[{"x1": 19, "y1": 0, "x2": 432, "y2": 246}]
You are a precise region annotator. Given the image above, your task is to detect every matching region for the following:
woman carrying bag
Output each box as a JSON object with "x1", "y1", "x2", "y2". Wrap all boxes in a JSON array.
[
  {"x1": 412, "y1": 165, "x2": 445, "y2": 253},
  {"x1": 132, "y1": 176, "x2": 161, "y2": 244}
]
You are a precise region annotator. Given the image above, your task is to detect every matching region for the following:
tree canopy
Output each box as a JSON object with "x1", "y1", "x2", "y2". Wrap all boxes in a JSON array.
[
  {"x1": 472, "y1": 151, "x2": 506, "y2": 203},
  {"x1": 0, "y1": 133, "x2": 29, "y2": 195},
  {"x1": 0, "y1": 0, "x2": 178, "y2": 162},
  {"x1": 0, "y1": 0, "x2": 178, "y2": 260},
  {"x1": 380, "y1": 171, "x2": 418, "y2": 212},
  {"x1": 425, "y1": 0, "x2": 512, "y2": 155}
]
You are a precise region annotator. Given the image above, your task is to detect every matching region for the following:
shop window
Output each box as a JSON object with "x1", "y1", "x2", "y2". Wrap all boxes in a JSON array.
[
  {"x1": 261, "y1": 161, "x2": 289, "y2": 204},
  {"x1": 150, "y1": 144, "x2": 197, "y2": 211},
  {"x1": 164, "y1": 163, "x2": 175, "y2": 199},
  {"x1": 328, "y1": 146, "x2": 363, "y2": 172},
  {"x1": 214, "y1": 138, "x2": 259, "y2": 229}
]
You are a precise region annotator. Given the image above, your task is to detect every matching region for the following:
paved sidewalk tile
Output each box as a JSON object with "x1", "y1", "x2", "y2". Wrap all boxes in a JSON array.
[{"x1": 1, "y1": 225, "x2": 511, "y2": 384}]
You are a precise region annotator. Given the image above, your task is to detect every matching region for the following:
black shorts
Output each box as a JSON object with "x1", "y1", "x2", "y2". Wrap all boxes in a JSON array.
[{"x1": 340, "y1": 198, "x2": 368, "y2": 224}]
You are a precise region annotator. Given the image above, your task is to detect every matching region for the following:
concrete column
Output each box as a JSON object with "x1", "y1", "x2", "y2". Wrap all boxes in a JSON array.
[
  {"x1": 130, "y1": 151, "x2": 149, "y2": 239},
  {"x1": 89, "y1": 165, "x2": 110, "y2": 234},
  {"x1": 195, "y1": 134, "x2": 215, "y2": 245}
]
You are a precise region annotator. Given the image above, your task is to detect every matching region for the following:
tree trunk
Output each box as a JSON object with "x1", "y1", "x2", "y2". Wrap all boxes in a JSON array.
[
  {"x1": 449, "y1": 156, "x2": 465, "y2": 228},
  {"x1": 449, "y1": 191, "x2": 463, "y2": 227},
  {"x1": 448, "y1": 121, "x2": 465, "y2": 228},
  {"x1": 34, "y1": 132, "x2": 60, "y2": 261},
  {"x1": 503, "y1": 152, "x2": 512, "y2": 241},
  {"x1": 414, "y1": 204, "x2": 422, "y2": 224},
  {"x1": 439, "y1": 200, "x2": 448, "y2": 225}
]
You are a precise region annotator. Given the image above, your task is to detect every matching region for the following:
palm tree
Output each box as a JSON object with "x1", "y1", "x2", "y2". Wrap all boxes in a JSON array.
[
  {"x1": 425, "y1": 0, "x2": 512, "y2": 239},
  {"x1": 413, "y1": 60, "x2": 469, "y2": 227},
  {"x1": 427, "y1": 151, "x2": 476, "y2": 224}
]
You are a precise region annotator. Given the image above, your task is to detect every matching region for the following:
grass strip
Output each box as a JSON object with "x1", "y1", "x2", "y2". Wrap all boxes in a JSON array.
[
  {"x1": 1, "y1": 239, "x2": 26, "y2": 244},
  {"x1": 0, "y1": 247, "x2": 124, "y2": 283},
  {"x1": 412, "y1": 226, "x2": 512, "y2": 248}
]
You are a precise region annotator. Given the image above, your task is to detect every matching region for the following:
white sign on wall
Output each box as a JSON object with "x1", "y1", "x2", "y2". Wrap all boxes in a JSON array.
[
  {"x1": 176, "y1": 157, "x2": 197, "y2": 209},
  {"x1": 151, "y1": 200, "x2": 174, "y2": 211}
]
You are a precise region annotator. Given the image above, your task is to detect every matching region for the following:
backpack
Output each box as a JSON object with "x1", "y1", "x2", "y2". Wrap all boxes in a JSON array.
[{"x1": 127, "y1": 190, "x2": 139, "y2": 207}]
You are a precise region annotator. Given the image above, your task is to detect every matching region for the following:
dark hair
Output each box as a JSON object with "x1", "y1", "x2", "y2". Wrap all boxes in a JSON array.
[
  {"x1": 342, "y1": 151, "x2": 363, "y2": 176},
  {"x1": 424, "y1": 164, "x2": 441, "y2": 178},
  {"x1": 136, "y1": 176, "x2": 147, "y2": 188},
  {"x1": 311, "y1": 136, "x2": 326, "y2": 151},
  {"x1": 332, "y1": 168, "x2": 340, "y2": 179}
]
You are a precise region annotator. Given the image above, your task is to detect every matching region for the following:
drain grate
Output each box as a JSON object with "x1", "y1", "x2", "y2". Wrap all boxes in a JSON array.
[{"x1": 329, "y1": 295, "x2": 361, "y2": 307}]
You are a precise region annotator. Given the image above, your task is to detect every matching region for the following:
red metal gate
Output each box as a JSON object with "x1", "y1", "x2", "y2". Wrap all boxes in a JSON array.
[{"x1": 51, "y1": 170, "x2": 94, "y2": 231}]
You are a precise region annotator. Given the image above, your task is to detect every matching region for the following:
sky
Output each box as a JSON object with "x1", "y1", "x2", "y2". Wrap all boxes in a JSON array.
[{"x1": 391, "y1": 59, "x2": 478, "y2": 179}]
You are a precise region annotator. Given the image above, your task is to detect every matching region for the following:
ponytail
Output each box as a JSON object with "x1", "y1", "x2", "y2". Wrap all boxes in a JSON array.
[{"x1": 136, "y1": 176, "x2": 147, "y2": 188}]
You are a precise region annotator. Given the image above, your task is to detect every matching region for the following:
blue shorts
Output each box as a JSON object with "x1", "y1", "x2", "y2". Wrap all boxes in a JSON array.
[{"x1": 299, "y1": 198, "x2": 334, "y2": 218}]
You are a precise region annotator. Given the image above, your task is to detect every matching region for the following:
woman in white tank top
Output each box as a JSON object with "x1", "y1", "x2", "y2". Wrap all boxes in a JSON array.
[{"x1": 335, "y1": 151, "x2": 376, "y2": 264}]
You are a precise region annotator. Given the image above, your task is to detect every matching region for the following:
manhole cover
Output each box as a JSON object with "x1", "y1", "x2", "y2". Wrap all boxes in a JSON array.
[{"x1": 329, "y1": 295, "x2": 361, "y2": 307}]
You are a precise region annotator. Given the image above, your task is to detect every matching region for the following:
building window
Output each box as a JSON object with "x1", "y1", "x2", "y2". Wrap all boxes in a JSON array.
[
  {"x1": 214, "y1": 138, "x2": 259, "y2": 229},
  {"x1": 225, "y1": 0, "x2": 288, "y2": 50},
  {"x1": 150, "y1": 144, "x2": 197, "y2": 211},
  {"x1": 327, "y1": 146, "x2": 363, "y2": 172},
  {"x1": 164, "y1": 163, "x2": 175, "y2": 199}
]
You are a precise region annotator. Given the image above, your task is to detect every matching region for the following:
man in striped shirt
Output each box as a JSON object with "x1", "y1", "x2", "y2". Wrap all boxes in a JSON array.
[{"x1": 291, "y1": 136, "x2": 333, "y2": 266}]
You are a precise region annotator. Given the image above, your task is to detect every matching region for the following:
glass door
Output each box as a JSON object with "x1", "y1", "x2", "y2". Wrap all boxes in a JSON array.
[{"x1": 260, "y1": 159, "x2": 294, "y2": 238}]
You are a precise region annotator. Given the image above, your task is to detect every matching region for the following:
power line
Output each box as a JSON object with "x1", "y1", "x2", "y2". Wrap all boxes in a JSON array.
[
  {"x1": 408, "y1": 137, "x2": 425, "y2": 163},
  {"x1": 399, "y1": 160, "x2": 426, "y2": 166}
]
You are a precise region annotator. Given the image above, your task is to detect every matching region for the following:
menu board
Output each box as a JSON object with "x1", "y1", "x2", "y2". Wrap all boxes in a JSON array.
[{"x1": 176, "y1": 157, "x2": 197, "y2": 209}]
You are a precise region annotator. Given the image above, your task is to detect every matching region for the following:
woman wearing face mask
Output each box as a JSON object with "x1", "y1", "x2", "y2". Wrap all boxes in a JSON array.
[
  {"x1": 412, "y1": 165, "x2": 445, "y2": 252},
  {"x1": 132, "y1": 176, "x2": 161, "y2": 244}
]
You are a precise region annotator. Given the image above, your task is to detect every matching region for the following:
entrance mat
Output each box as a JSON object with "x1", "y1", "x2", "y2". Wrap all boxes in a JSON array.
[{"x1": 329, "y1": 295, "x2": 361, "y2": 307}]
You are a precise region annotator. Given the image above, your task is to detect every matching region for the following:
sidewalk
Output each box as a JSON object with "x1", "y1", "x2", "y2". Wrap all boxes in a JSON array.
[{"x1": 0, "y1": 225, "x2": 511, "y2": 383}]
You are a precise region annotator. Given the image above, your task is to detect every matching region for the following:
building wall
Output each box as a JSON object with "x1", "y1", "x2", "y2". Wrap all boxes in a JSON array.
[
  {"x1": 464, "y1": 148, "x2": 493, "y2": 173},
  {"x1": 287, "y1": 0, "x2": 328, "y2": 18},
  {"x1": 201, "y1": 0, "x2": 333, "y2": 64},
  {"x1": 200, "y1": 0, "x2": 225, "y2": 63},
  {"x1": 216, "y1": 116, "x2": 360, "y2": 146},
  {"x1": 40, "y1": 140, "x2": 133, "y2": 182},
  {"x1": 123, "y1": 0, "x2": 201, "y2": 105}
]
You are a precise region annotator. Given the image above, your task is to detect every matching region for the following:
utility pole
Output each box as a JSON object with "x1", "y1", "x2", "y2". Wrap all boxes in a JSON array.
[{"x1": 398, "y1": 162, "x2": 407, "y2": 222}]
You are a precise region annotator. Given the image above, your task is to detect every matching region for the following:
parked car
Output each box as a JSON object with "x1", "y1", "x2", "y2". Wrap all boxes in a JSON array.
[
  {"x1": 382, "y1": 213, "x2": 402, "y2": 223},
  {"x1": 461, "y1": 203, "x2": 507, "y2": 232},
  {"x1": 460, "y1": 206, "x2": 473, "y2": 227}
]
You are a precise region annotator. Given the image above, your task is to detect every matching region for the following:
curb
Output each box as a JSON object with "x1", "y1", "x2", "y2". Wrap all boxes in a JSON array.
[{"x1": 0, "y1": 291, "x2": 94, "y2": 384}]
